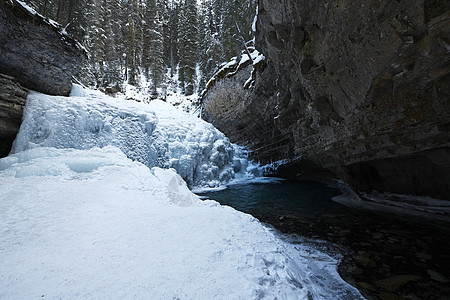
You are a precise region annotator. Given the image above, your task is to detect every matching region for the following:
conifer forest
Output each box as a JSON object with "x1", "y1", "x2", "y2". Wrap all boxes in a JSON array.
[{"x1": 21, "y1": 0, "x2": 257, "y2": 96}]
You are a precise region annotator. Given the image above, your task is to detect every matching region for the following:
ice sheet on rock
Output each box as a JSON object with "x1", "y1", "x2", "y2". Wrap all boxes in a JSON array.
[
  {"x1": 12, "y1": 85, "x2": 260, "y2": 188},
  {"x1": 0, "y1": 147, "x2": 364, "y2": 299}
]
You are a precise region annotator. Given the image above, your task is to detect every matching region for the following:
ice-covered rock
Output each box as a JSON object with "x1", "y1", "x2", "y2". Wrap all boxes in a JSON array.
[{"x1": 12, "y1": 85, "x2": 260, "y2": 188}]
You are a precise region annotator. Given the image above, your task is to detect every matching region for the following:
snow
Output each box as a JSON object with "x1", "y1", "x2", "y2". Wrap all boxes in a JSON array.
[
  {"x1": 252, "y1": 6, "x2": 258, "y2": 32},
  {"x1": 253, "y1": 52, "x2": 265, "y2": 66},
  {"x1": 260, "y1": 156, "x2": 302, "y2": 176},
  {"x1": 0, "y1": 146, "x2": 364, "y2": 299},
  {"x1": 0, "y1": 85, "x2": 365, "y2": 298},
  {"x1": 238, "y1": 50, "x2": 261, "y2": 68},
  {"x1": 202, "y1": 49, "x2": 265, "y2": 97},
  {"x1": 222, "y1": 56, "x2": 239, "y2": 70},
  {"x1": 12, "y1": 85, "x2": 260, "y2": 189}
]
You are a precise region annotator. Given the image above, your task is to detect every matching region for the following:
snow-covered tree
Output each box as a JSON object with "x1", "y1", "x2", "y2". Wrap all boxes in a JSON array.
[
  {"x1": 179, "y1": 0, "x2": 198, "y2": 95},
  {"x1": 143, "y1": 0, "x2": 165, "y2": 95},
  {"x1": 23, "y1": 0, "x2": 257, "y2": 95}
]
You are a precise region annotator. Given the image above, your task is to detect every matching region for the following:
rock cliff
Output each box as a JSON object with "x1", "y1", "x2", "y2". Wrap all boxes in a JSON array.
[
  {"x1": 202, "y1": 0, "x2": 450, "y2": 200},
  {"x1": 0, "y1": 74, "x2": 28, "y2": 157},
  {"x1": 0, "y1": 0, "x2": 85, "y2": 96}
]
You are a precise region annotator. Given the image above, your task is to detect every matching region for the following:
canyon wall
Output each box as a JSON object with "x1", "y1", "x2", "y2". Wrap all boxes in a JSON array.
[
  {"x1": 202, "y1": 0, "x2": 450, "y2": 200},
  {"x1": 0, "y1": 74, "x2": 27, "y2": 157}
]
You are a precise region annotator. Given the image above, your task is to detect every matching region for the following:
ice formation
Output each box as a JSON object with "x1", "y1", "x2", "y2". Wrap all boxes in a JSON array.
[
  {"x1": 12, "y1": 85, "x2": 260, "y2": 188},
  {"x1": 0, "y1": 146, "x2": 364, "y2": 299}
]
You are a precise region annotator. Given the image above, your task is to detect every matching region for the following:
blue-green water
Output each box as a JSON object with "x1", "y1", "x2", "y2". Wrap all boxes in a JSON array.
[
  {"x1": 198, "y1": 179, "x2": 354, "y2": 219},
  {"x1": 198, "y1": 179, "x2": 450, "y2": 300}
]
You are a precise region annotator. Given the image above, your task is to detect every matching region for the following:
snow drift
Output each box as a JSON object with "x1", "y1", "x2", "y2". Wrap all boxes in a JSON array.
[
  {"x1": 0, "y1": 86, "x2": 364, "y2": 299},
  {"x1": 0, "y1": 146, "x2": 363, "y2": 299}
]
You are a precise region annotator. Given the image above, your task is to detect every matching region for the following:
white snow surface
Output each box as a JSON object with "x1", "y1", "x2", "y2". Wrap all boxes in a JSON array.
[
  {"x1": 12, "y1": 85, "x2": 259, "y2": 188},
  {"x1": 0, "y1": 146, "x2": 363, "y2": 299}
]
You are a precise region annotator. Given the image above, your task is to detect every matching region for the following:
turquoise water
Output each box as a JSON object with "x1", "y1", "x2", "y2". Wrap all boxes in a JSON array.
[{"x1": 198, "y1": 179, "x2": 354, "y2": 219}]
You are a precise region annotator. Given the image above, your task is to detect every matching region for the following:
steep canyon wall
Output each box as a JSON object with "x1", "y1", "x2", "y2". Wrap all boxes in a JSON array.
[{"x1": 203, "y1": 0, "x2": 450, "y2": 200}]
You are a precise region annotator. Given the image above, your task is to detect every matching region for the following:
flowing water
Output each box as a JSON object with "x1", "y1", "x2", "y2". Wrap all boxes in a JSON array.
[
  {"x1": 198, "y1": 179, "x2": 450, "y2": 299},
  {"x1": 197, "y1": 179, "x2": 358, "y2": 221}
]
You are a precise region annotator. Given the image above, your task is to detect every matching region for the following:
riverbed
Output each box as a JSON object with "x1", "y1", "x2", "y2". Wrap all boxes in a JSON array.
[{"x1": 199, "y1": 180, "x2": 450, "y2": 299}]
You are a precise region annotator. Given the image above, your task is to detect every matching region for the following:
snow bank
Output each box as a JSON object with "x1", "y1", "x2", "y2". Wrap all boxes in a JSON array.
[
  {"x1": 0, "y1": 147, "x2": 363, "y2": 299},
  {"x1": 12, "y1": 85, "x2": 260, "y2": 188}
]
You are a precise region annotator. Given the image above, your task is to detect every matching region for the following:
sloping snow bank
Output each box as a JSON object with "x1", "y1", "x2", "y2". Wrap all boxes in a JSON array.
[
  {"x1": 0, "y1": 146, "x2": 363, "y2": 299},
  {"x1": 12, "y1": 85, "x2": 259, "y2": 188}
]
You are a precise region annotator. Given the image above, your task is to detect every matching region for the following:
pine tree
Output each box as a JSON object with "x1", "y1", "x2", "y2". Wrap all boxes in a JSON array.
[
  {"x1": 102, "y1": 0, "x2": 123, "y2": 87},
  {"x1": 198, "y1": 0, "x2": 214, "y2": 90},
  {"x1": 23, "y1": 0, "x2": 258, "y2": 95},
  {"x1": 142, "y1": 0, "x2": 156, "y2": 78},
  {"x1": 124, "y1": 0, "x2": 143, "y2": 85},
  {"x1": 82, "y1": 0, "x2": 106, "y2": 87},
  {"x1": 180, "y1": 0, "x2": 198, "y2": 96},
  {"x1": 143, "y1": 0, "x2": 165, "y2": 95},
  {"x1": 161, "y1": 1, "x2": 171, "y2": 68},
  {"x1": 177, "y1": 1, "x2": 186, "y2": 93},
  {"x1": 168, "y1": 0, "x2": 180, "y2": 77}
]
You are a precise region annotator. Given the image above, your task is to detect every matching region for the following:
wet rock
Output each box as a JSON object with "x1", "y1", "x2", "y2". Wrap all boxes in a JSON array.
[
  {"x1": 427, "y1": 270, "x2": 449, "y2": 283},
  {"x1": 352, "y1": 267, "x2": 364, "y2": 276},
  {"x1": 357, "y1": 282, "x2": 376, "y2": 292},
  {"x1": 403, "y1": 294, "x2": 422, "y2": 300},
  {"x1": 353, "y1": 251, "x2": 377, "y2": 268},
  {"x1": 375, "y1": 275, "x2": 421, "y2": 292},
  {"x1": 379, "y1": 292, "x2": 405, "y2": 300},
  {"x1": 0, "y1": 1, "x2": 86, "y2": 157},
  {"x1": 415, "y1": 253, "x2": 432, "y2": 260},
  {"x1": 415, "y1": 239, "x2": 429, "y2": 250}
]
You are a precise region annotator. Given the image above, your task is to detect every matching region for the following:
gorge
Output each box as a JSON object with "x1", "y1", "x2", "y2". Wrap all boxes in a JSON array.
[
  {"x1": 202, "y1": 0, "x2": 450, "y2": 203},
  {"x1": 1, "y1": 0, "x2": 449, "y2": 299}
]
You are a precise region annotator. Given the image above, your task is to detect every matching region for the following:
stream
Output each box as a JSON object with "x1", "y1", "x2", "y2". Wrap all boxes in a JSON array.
[{"x1": 198, "y1": 179, "x2": 450, "y2": 300}]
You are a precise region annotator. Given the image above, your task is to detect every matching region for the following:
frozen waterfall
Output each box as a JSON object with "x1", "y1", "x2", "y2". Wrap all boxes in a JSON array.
[{"x1": 12, "y1": 85, "x2": 260, "y2": 188}]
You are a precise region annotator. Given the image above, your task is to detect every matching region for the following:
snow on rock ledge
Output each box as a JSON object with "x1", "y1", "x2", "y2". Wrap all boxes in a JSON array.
[{"x1": 12, "y1": 85, "x2": 260, "y2": 188}]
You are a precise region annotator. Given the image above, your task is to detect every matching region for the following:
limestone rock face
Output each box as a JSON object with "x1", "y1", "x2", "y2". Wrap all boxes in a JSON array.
[
  {"x1": 0, "y1": 0, "x2": 85, "y2": 96},
  {"x1": 0, "y1": 73, "x2": 27, "y2": 157},
  {"x1": 202, "y1": 0, "x2": 450, "y2": 199}
]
